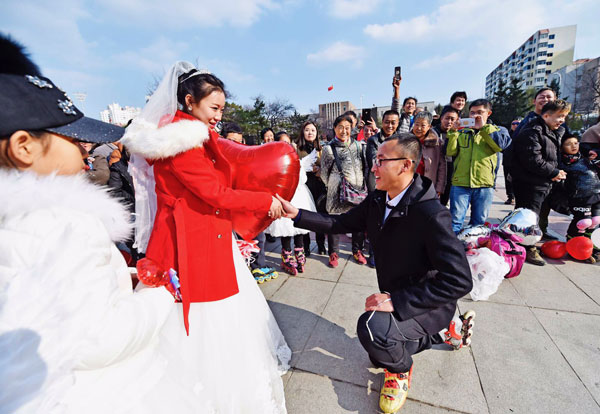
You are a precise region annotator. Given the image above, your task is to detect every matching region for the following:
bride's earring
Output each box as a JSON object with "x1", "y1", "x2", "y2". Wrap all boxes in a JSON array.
[{"x1": 187, "y1": 106, "x2": 192, "y2": 112}]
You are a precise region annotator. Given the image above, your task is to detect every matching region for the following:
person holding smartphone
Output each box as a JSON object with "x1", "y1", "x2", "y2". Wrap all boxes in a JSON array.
[
  {"x1": 446, "y1": 99, "x2": 511, "y2": 233},
  {"x1": 390, "y1": 72, "x2": 417, "y2": 133}
]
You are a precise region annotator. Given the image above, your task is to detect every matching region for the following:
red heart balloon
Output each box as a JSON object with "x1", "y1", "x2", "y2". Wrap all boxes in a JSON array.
[
  {"x1": 540, "y1": 240, "x2": 567, "y2": 259},
  {"x1": 566, "y1": 236, "x2": 594, "y2": 261},
  {"x1": 218, "y1": 139, "x2": 300, "y2": 240}
]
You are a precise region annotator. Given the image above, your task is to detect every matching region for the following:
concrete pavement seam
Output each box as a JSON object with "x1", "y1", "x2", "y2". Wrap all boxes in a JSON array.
[
  {"x1": 552, "y1": 264, "x2": 600, "y2": 308},
  {"x1": 525, "y1": 306, "x2": 600, "y2": 409}
]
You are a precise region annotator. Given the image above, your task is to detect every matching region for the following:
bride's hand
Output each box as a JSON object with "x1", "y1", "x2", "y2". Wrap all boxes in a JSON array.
[
  {"x1": 275, "y1": 194, "x2": 299, "y2": 219},
  {"x1": 268, "y1": 197, "x2": 284, "y2": 220}
]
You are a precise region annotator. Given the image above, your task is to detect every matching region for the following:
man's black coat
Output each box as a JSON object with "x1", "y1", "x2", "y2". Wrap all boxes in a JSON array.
[
  {"x1": 511, "y1": 115, "x2": 564, "y2": 190},
  {"x1": 294, "y1": 174, "x2": 472, "y2": 334}
]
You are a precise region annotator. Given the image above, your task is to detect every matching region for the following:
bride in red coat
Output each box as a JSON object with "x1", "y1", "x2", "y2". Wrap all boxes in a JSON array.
[{"x1": 122, "y1": 61, "x2": 291, "y2": 413}]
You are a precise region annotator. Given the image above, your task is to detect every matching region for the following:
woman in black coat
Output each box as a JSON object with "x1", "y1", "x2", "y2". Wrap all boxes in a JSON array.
[{"x1": 107, "y1": 148, "x2": 135, "y2": 214}]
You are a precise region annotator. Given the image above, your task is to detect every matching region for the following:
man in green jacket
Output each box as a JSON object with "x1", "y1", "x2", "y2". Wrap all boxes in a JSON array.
[{"x1": 446, "y1": 99, "x2": 511, "y2": 233}]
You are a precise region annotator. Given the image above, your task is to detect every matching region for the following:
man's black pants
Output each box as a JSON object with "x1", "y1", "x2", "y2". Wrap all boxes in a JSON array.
[
  {"x1": 356, "y1": 311, "x2": 442, "y2": 373},
  {"x1": 513, "y1": 180, "x2": 550, "y2": 215}
]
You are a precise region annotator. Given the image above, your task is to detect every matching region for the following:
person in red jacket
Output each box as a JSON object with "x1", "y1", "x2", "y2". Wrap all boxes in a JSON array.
[{"x1": 122, "y1": 61, "x2": 291, "y2": 413}]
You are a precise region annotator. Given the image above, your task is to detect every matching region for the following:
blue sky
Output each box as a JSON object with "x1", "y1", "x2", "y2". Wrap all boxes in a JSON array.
[{"x1": 2, "y1": 0, "x2": 599, "y2": 119}]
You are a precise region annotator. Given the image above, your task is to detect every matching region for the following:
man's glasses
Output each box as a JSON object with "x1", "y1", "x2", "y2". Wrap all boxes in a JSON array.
[{"x1": 373, "y1": 157, "x2": 414, "y2": 167}]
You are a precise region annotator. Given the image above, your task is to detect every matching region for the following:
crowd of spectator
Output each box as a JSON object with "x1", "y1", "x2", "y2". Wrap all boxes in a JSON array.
[{"x1": 84, "y1": 77, "x2": 600, "y2": 273}]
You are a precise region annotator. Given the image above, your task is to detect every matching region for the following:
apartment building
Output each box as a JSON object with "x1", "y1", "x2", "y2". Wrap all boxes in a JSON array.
[{"x1": 485, "y1": 25, "x2": 576, "y2": 98}]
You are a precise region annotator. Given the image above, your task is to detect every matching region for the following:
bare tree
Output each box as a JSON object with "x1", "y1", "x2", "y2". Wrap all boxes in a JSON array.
[
  {"x1": 264, "y1": 98, "x2": 295, "y2": 129},
  {"x1": 584, "y1": 67, "x2": 600, "y2": 114}
]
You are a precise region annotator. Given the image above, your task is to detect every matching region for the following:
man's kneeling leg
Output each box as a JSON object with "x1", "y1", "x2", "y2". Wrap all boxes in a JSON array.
[
  {"x1": 357, "y1": 311, "x2": 432, "y2": 373},
  {"x1": 357, "y1": 311, "x2": 434, "y2": 413}
]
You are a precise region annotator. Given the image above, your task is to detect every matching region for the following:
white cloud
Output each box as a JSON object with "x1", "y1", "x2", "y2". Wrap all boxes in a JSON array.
[
  {"x1": 113, "y1": 37, "x2": 189, "y2": 74},
  {"x1": 415, "y1": 52, "x2": 462, "y2": 69},
  {"x1": 307, "y1": 42, "x2": 365, "y2": 67},
  {"x1": 101, "y1": 0, "x2": 278, "y2": 28},
  {"x1": 45, "y1": 68, "x2": 108, "y2": 91},
  {"x1": 202, "y1": 58, "x2": 256, "y2": 84},
  {"x1": 1, "y1": 0, "x2": 100, "y2": 70},
  {"x1": 364, "y1": 0, "x2": 548, "y2": 51},
  {"x1": 329, "y1": 0, "x2": 382, "y2": 19}
]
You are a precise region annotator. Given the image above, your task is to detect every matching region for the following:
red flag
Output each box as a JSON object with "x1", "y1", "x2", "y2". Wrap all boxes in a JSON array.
[{"x1": 327, "y1": 85, "x2": 333, "y2": 91}]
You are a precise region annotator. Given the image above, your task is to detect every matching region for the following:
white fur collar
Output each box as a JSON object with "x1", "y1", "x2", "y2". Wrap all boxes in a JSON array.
[
  {"x1": 0, "y1": 170, "x2": 132, "y2": 242},
  {"x1": 121, "y1": 119, "x2": 209, "y2": 160}
]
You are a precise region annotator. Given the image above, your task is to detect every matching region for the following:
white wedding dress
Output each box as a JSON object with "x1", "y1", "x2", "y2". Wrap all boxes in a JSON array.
[{"x1": 152, "y1": 237, "x2": 291, "y2": 414}]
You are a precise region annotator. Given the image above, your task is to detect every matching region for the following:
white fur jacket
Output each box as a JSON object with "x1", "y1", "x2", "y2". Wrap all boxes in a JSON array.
[
  {"x1": 0, "y1": 170, "x2": 174, "y2": 414},
  {"x1": 121, "y1": 117, "x2": 210, "y2": 160}
]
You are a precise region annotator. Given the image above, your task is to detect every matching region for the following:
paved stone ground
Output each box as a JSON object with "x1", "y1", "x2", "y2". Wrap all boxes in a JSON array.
[{"x1": 259, "y1": 172, "x2": 600, "y2": 414}]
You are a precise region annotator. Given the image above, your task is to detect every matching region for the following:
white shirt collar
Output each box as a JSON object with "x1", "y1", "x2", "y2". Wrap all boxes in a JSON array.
[
  {"x1": 384, "y1": 179, "x2": 413, "y2": 220},
  {"x1": 386, "y1": 179, "x2": 413, "y2": 207}
]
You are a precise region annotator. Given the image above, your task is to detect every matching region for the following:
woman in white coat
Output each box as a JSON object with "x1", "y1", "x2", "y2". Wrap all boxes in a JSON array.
[{"x1": 0, "y1": 40, "x2": 197, "y2": 414}]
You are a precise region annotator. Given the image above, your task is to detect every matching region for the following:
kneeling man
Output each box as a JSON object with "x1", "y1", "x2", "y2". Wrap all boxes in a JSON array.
[{"x1": 277, "y1": 134, "x2": 474, "y2": 413}]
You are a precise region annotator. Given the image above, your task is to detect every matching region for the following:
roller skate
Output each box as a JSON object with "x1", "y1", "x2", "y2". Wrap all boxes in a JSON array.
[
  {"x1": 294, "y1": 247, "x2": 306, "y2": 273},
  {"x1": 281, "y1": 250, "x2": 298, "y2": 276},
  {"x1": 251, "y1": 267, "x2": 276, "y2": 284},
  {"x1": 379, "y1": 366, "x2": 413, "y2": 413},
  {"x1": 443, "y1": 310, "x2": 476, "y2": 350}
]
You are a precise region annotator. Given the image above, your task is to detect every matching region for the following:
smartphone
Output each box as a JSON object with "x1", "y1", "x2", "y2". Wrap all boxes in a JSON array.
[
  {"x1": 459, "y1": 118, "x2": 476, "y2": 128},
  {"x1": 361, "y1": 108, "x2": 372, "y2": 123},
  {"x1": 214, "y1": 121, "x2": 223, "y2": 134},
  {"x1": 394, "y1": 66, "x2": 401, "y2": 80}
]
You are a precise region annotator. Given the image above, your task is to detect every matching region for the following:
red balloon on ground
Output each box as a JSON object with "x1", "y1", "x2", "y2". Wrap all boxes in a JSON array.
[
  {"x1": 540, "y1": 240, "x2": 567, "y2": 259},
  {"x1": 566, "y1": 236, "x2": 594, "y2": 261},
  {"x1": 218, "y1": 139, "x2": 300, "y2": 240}
]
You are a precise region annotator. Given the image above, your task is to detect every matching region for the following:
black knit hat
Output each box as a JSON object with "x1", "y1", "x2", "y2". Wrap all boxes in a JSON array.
[{"x1": 561, "y1": 131, "x2": 579, "y2": 146}]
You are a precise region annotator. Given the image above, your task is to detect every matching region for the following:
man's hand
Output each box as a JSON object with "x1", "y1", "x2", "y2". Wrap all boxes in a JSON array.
[
  {"x1": 392, "y1": 76, "x2": 401, "y2": 99},
  {"x1": 358, "y1": 119, "x2": 365, "y2": 129},
  {"x1": 552, "y1": 170, "x2": 567, "y2": 181},
  {"x1": 589, "y1": 150, "x2": 598, "y2": 160},
  {"x1": 275, "y1": 193, "x2": 299, "y2": 219},
  {"x1": 367, "y1": 117, "x2": 378, "y2": 132},
  {"x1": 365, "y1": 293, "x2": 394, "y2": 312}
]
